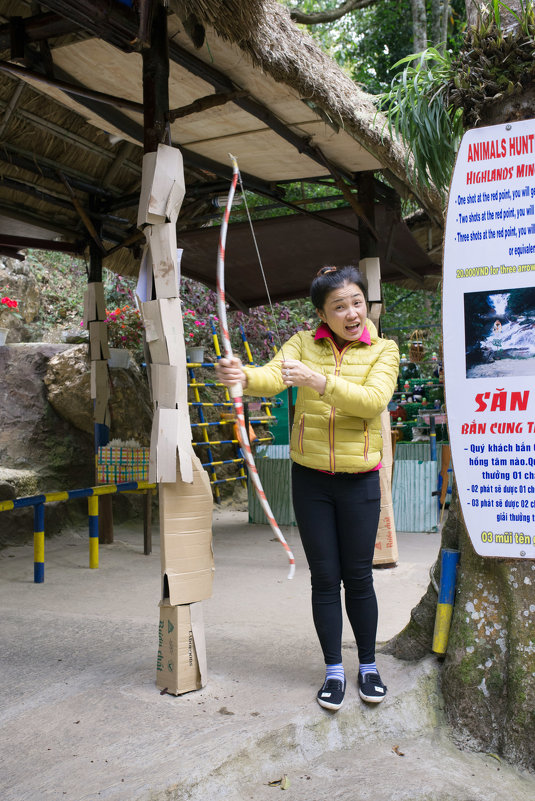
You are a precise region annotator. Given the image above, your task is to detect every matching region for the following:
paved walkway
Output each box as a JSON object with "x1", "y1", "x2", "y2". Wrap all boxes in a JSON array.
[{"x1": 1, "y1": 510, "x2": 534, "y2": 800}]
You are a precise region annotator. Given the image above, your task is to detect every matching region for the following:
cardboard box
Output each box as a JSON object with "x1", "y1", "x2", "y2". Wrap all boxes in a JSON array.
[
  {"x1": 141, "y1": 298, "x2": 186, "y2": 366},
  {"x1": 90, "y1": 359, "x2": 109, "y2": 401},
  {"x1": 159, "y1": 453, "x2": 214, "y2": 605},
  {"x1": 156, "y1": 601, "x2": 207, "y2": 695},
  {"x1": 151, "y1": 364, "x2": 187, "y2": 409},
  {"x1": 83, "y1": 282, "x2": 106, "y2": 325},
  {"x1": 138, "y1": 144, "x2": 185, "y2": 227},
  {"x1": 360, "y1": 256, "x2": 382, "y2": 303},
  {"x1": 147, "y1": 223, "x2": 179, "y2": 299},
  {"x1": 373, "y1": 408, "x2": 398, "y2": 565},
  {"x1": 89, "y1": 321, "x2": 110, "y2": 361},
  {"x1": 149, "y1": 407, "x2": 192, "y2": 484}
]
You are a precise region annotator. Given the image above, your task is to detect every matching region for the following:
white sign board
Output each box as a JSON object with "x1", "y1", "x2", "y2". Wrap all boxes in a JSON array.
[{"x1": 443, "y1": 119, "x2": 535, "y2": 559}]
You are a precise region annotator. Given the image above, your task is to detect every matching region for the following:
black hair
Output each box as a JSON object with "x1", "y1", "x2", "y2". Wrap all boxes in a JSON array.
[{"x1": 310, "y1": 265, "x2": 368, "y2": 310}]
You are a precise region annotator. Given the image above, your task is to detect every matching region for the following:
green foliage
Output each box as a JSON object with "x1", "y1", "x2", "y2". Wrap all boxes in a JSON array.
[
  {"x1": 180, "y1": 276, "x2": 314, "y2": 362},
  {"x1": 382, "y1": 282, "x2": 442, "y2": 374},
  {"x1": 380, "y1": 46, "x2": 465, "y2": 194},
  {"x1": 26, "y1": 250, "x2": 87, "y2": 330},
  {"x1": 282, "y1": 0, "x2": 466, "y2": 94}
]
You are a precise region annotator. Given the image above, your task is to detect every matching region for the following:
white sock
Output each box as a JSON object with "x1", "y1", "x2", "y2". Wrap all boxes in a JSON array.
[
  {"x1": 359, "y1": 661, "x2": 377, "y2": 678},
  {"x1": 325, "y1": 663, "x2": 345, "y2": 683}
]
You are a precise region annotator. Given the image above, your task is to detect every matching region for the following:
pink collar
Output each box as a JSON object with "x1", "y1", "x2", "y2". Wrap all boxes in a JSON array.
[{"x1": 314, "y1": 321, "x2": 371, "y2": 349}]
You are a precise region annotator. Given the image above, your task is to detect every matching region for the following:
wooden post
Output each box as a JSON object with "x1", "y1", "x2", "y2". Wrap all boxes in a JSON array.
[
  {"x1": 142, "y1": 3, "x2": 170, "y2": 155},
  {"x1": 141, "y1": 2, "x2": 171, "y2": 543},
  {"x1": 356, "y1": 172, "x2": 399, "y2": 567},
  {"x1": 88, "y1": 201, "x2": 114, "y2": 544}
]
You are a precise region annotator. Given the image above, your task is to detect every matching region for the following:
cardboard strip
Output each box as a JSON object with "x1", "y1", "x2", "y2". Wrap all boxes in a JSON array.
[
  {"x1": 156, "y1": 601, "x2": 206, "y2": 695},
  {"x1": 149, "y1": 407, "x2": 193, "y2": 484},
  {"x1": 148, "y1": 223, "x2": 179, "y2": 299},
  {"x1": 159, "y1": 451, "x2": 213, "y2": 605},
  {"x1": 84, "y1": 282, "x2": 106, "y2": 325},
  {"x1": 138, "y1": 144, "x2": 185, "y2": 227},
  {"x1": 90, "y1": 359, "x2": 109, "y2": 400},
  {"x1": 89, "y1": 320, "x2": 110, "y2": 361}
]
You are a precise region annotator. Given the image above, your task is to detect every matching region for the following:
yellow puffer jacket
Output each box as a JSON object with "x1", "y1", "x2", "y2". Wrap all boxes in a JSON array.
[{"x1": 243, "y1": 320, "x2": 399, "y2": 473}]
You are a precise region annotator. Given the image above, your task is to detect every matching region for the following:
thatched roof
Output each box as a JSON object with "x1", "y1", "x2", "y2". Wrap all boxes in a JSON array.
[{"x1": 0, "y1": 0, "x2": 442, "y2": 300}]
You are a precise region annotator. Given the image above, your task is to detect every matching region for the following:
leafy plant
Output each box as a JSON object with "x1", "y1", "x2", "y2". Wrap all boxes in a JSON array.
[
  {"x1": 379, "y1": 46, "x2": 465, "y2": 194},
  {"x1": 105, "y1": 304, "x2": 144, "y2": 351},
  {"x1": 0, "y1": 296, "x2": 21, "y2": 318}
]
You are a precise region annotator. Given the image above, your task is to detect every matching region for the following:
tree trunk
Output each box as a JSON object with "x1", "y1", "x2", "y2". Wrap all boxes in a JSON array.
[
  {"x1": 465, "y1": 0, "x2": 524, "y2": 31},
  {"x1": 430, "y1": 0, "x2": 448, "y2": 48},
  {"x1": 443, "y1": 506, "x2": 535, "y2": 769},
  {"x1": 411, "y1": 0, "x2": 428, "y2": 51}
]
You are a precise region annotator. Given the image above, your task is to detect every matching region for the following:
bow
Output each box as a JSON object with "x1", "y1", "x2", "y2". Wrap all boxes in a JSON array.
[{"x1": 216, "y1": 154, "x2": 295, "y2": 579}]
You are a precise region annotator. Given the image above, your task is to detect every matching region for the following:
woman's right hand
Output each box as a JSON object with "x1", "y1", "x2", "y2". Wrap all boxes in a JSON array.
[{"x1": 214, "y1": 356, "x2": 247, "y2": 389}]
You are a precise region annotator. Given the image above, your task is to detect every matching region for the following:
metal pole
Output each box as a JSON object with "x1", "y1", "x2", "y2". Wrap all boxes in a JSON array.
[
  {"x1": 88, "y1": 495, "x2": 99, "y2": 568},
  {"x1": 33, "y1": 502, "x2": 45, "y2": 583}
]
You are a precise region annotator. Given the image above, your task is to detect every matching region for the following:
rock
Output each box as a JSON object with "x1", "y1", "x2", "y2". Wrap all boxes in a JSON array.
[
  {"x1": 0, "y1": 344, "x2": 95, "y2": 546},
  {"x1": 44, "y1": 345, "x2": 152, "y2": 443},
  {"x1": 62, "y1": 329, "x2": 89, "y2": 344},
  {"x1": 0, "y1": 257, "x2": 40, "y2": 343}
]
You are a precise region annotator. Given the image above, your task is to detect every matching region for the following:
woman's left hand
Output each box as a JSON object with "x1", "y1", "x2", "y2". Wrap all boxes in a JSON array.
[{"x1": 281, "y1": 360, "x2": 326, "y2": 394}]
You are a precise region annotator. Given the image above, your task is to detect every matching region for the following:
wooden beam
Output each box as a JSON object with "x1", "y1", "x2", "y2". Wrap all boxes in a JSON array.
[
  {"x1": 0, "y1": 80, "x2": 24, "y2": 139},
  {"x1": 0, "y1": 12, "x2": 81, "y2": 49},
  {"x1": 57, "y1": 171, "x2": 106, "y2": 253},
  {"x1": 0, "y1": 96, "x2": 140, "y2": 171},
  {"x1": 102, "y1": 142, "x2": 138, "y2": 188},
  {"x1": 0, "y1": 233, "x2": 84, "y2": 253},
  {"x1": 0, "y1": 199, "x2": 83, "y2": 239},
  {"x1": 0, "y1": 60, "x2": 145, "y2": 114},
  {"x1": 0, "y1": 142, "x2": 114, "y2": 198},
  {"x1": 167, "y1": 90, "x2": 248, "y2": 122}
]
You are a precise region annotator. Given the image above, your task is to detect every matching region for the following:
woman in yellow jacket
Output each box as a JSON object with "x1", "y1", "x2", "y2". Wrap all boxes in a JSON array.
[{"x1": 216, "y1": 265, "x2": 399, "y2": 711}]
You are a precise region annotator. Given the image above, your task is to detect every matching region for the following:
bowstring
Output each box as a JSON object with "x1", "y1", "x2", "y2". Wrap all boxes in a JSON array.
[
  {"x1": 235, "y1": 165, "x2": 286, "y2": 362},
  {"x1": 233, "y1": 158, "x2": 294, "y2": 536}
]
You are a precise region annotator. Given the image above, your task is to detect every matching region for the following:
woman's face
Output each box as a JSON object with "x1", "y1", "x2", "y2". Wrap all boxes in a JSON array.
[{"x1": 317, "y1": 281, "x2": 367, "y2": 346}]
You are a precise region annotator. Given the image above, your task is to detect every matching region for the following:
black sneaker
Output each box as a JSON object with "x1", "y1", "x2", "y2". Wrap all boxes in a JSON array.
[
  {"x1": 316, "y1": 678, "x2": 346, "y2": 710},
  {"x1": 358, "y1": 671, "x2": 387, "y2": 703}
]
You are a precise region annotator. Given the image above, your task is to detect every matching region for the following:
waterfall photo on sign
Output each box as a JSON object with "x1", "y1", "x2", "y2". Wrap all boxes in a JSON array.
[{"x1": 464, "y1": 286, "x2": 535, "y2": 378}]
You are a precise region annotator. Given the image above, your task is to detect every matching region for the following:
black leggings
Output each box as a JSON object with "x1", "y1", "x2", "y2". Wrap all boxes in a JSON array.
[{"x1": 291, "y1": 462, "x2": 381, "y2": 665}]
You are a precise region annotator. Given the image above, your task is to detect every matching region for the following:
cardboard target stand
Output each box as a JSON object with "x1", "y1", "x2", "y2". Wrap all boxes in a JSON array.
[{"x1": 137, "y1": 144, "x2": 214, "y2": 695}]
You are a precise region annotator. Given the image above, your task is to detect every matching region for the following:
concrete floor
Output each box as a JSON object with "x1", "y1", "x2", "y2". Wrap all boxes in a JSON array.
[{"x1": 1, "y1": 510, "x2": 534, "y2": 801}]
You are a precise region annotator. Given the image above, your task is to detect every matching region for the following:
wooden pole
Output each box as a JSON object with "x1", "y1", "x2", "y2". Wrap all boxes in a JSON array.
[
  {"x1": 88, "y1": 201, "x2": 113, "y2": 544},
  {"x1": 142, "y1": 3, "x2": 169, "y2": 154},
  {"x1": 140, "y1": 1, "x2": 171, "y2": 545}
]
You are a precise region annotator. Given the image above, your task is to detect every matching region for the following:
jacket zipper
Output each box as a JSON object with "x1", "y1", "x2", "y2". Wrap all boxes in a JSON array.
[
  {"x1": 298, "y1": 413, "x2": 305, "y2": 454},
  {"x1": 327, "y1": 340, "x2": 353, "y2": 472},
  {"x1": 363, "y1": 421, "x2": 369, "y2": 462}
]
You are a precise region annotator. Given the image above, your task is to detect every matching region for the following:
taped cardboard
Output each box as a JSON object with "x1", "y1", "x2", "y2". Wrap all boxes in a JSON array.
[
  {"x1": 374, "y1": 408, "x2": 398, "y2": 565},
  {"x1": 89, "y1": 321, "x2": 110, "y2": 361},
  {"x1": 149, "y1": 407, "x2": 193, "y2": 484},
  {"x1": 374, "y1": 499, "x2": 398, "y2": 565},
  {"x1": 83, "y1": 282, "x2": 106, "y2": 325},
  {"x1": 156, "y1": 601, "x2": 207, "y2": 695},
  {"x1": 360, "y1": 256, "x2": 382, "y2": 303},
  {"x1": 90, "y1": 359, "x2": 109, "y2": 400},
  {"x1": 147, "y1": 223, "x2": 179, "y2": 299},
  {"x1": 136, "y1": 243, "x2": 153, "y2": 304},
  {"x1": 138, "y1": 144, "x2": 185, "y2": 227},
  {"x1": 141, "y1": 298, "x2": 186, "y2": 367},
  {"x1": 159, "y1": 452, "x2": 214, "y2": 605},
  {"x1": 151, "y1": 364, "x2": 180, "y2": 408}
]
